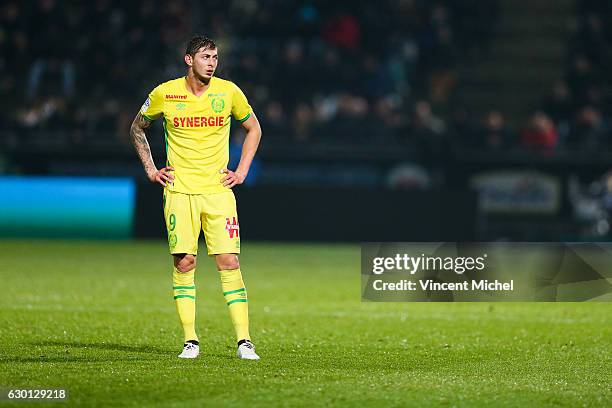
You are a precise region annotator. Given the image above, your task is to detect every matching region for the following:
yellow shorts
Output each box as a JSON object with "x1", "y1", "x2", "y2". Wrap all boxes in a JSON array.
[{"x1": 163, "y1": 189, "x2": 240, "y2": 255}]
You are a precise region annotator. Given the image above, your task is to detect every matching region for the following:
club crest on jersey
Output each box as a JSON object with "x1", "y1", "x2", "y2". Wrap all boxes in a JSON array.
[
  {"x1": 225, "y1": 217, "x2": 239, "y2": 238},
  {"x1": 211, "y1": 98, "x2": 225, "y2": 113}
]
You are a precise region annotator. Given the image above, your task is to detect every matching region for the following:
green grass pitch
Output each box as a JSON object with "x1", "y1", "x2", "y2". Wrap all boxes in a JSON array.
[{"x1": 0, "y1": 240, "x2": 610, "y2": 407}]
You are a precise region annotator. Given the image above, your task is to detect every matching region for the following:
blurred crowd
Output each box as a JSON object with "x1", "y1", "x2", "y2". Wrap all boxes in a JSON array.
[
  {"x1": 1, "y1": 0, "x2": 193, "y2": 145},
  {"x1": 536, "y1": 0, "x2": 612, "y2": 152},
  {"x1": 451, "y1": 0, "x2": 612, "y2": 153},
  {"x1": 1, "y1": 0, "x2": 610, "y2": 154},
  {"x1": 0, "y1": 0, "x2": 497, "y2": 149}
]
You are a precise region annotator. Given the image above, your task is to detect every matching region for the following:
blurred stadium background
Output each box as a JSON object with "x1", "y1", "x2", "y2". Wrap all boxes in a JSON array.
[
  {"x1": 1, "y1": 0, "x2": 612, "y2": 241},
  {"x1": 2, "y1": 2, "x2": 612, "y2": 406}
]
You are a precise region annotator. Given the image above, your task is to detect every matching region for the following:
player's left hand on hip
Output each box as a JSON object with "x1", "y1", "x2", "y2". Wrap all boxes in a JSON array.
[{"x1": 220, "y1": 168, "x2": 246, "y2": 188}]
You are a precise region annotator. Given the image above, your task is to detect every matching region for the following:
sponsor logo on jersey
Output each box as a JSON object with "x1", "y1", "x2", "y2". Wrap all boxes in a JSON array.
[
  {"x1": 173, "y1": 116, "x2": 225, "y2": 127},
  {"x1": 175, "y1": 102, "x2": 186, "y2": 110},
  {"x1": 166, "y1": 94, "x2": 188, "y2": 100},
  {"x1": 225, "y1": 217, "x2": 239, "y2": 238}
]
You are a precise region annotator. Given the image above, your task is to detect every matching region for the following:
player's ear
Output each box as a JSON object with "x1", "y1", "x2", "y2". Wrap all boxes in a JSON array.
[{"x1": 184, "y1": 54, "x2": 193, "y2": 67}]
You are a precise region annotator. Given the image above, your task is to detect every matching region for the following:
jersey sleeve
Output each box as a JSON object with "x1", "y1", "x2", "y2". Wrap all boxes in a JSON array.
[
  {"x1": 231, "y1": 83, "x2": 252, "y2": 123},
  {"x1": 140, "y1": 85, "x2": 164, "y2": 121}
]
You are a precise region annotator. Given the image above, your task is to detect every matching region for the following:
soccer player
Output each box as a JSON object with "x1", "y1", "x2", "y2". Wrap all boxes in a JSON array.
[{"x1": 130, "y1": 36, "x2": 262, "y2": 360}]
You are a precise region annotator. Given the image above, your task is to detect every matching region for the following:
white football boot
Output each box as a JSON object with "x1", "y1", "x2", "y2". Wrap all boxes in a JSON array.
[
  {"x1": 178, "y1": 341, "x2": 199, "y2": 359},
  {"x1": 237, "y1": 340, "x2": 260, "y2": 360}
]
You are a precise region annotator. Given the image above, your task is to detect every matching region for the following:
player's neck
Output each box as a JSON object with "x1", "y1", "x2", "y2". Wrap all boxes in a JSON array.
[{"x1": 185, "y1": 72, "x2": 211, "y2": 97}]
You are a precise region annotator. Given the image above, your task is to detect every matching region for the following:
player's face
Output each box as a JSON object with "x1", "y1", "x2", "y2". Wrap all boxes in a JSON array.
[{"x1": 192, "y1": 47, "x2": 218, "y2": 81}]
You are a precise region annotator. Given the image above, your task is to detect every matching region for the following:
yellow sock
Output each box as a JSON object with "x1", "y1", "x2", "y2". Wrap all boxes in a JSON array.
[
  {"x1": 173, "y1": 267, "x2": 198, "y2": 342},
  {"x1": 219, "y1": 268, "x2": 250, "y2": 341}
]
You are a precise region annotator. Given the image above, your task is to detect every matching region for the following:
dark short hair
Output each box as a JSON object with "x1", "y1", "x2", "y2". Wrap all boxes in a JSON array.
[{"x1": 185, "y1": 35, "x2": 216, "y2": 56}]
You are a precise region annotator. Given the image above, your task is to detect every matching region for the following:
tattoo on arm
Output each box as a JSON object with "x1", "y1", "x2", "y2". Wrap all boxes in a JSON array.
[{"x1": 130, "y1": 113, "x2": 157, "y2": 177}]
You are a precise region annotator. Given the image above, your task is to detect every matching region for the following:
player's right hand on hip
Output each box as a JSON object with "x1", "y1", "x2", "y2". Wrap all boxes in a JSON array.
[{"x1": 149, "y1": 166, "x2": 174, "y2": 187}]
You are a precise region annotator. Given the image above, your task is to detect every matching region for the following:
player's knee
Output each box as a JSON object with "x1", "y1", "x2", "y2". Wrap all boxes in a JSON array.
[
  {"x1": 174, "y1": 254, "x2": 196, "y2": 273},
  {"x1": 215, "y1": 254, "x2": 239, "y2": 271}
]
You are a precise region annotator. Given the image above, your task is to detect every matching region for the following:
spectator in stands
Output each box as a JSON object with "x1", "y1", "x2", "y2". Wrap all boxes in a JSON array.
[
  {"x1": 448, "y1": 106, "x2": 479, "y2": 148},
  {"x1": 17, "y1": 98, "x2": 69, "y2": 132},
  {"x1": 323, "y1": 10, "x2": 360, "y2": 52},
  {"x1": 410, "y1": 101, "x2": 446, "y2": 136},
  {"x1": 292, "y1": 103, "x2": 315, "y2": 143},
  {"x1": 261, "y1": 100, "x2": 290, "y2": 142},
  {"x1": 426, "y1": 6, "x2": 458, "y2": 104},
  {"x1": 277, "y1": 40, "x2": 311, "y2": 109},
  {"x1": 542, "y1": 81, "x2": 574, "y2": 125},
  {"x1": 479, "y1": 110, "x2": 513, "y2": 150},
  {"x1": 319, "y1": 94, "x2": 373, "y2": 143},
  {"x1": 573, "y1": 13, "x2": 607, "y2": 67},
  {"x1": 521, "y1": 112, "x2": 558, "y2": 152},
  {"x1": 566, "y1": 55, "x2": 599, "y2": 105},
  {"x1": 372, "y1": 96, "x2": 405, "y2": 141},
  {"x1": 26, "y1": 0, "x2": 75, "y2": 100},
  {"x1": 408, "y1": 100, "x2": 447, "y2": 157},
  {"x1": 568, "y1": 105, "x2": 609, "y2": 150},
  {"x1": 1, "y1": 2, "x2": 27, "y2": 102}
]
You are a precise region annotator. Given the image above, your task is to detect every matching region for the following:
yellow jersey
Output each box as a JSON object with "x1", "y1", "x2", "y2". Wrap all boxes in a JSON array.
[{"x1": 140, "y1": 76, "x2": 252, "y2": 194}]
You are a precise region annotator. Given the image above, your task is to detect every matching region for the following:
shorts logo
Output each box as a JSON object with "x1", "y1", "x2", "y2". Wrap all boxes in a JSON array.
[
  {"x1": 225, "y1": 217, "x2": 239, "y2": 238},
  {"x1": 168, "y1": 233, "x2": 178, "y2": 249},
  {"x1": 211, "y1": 98, "x2": 225, "y2": 113}
]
